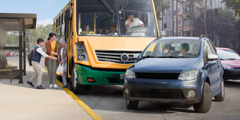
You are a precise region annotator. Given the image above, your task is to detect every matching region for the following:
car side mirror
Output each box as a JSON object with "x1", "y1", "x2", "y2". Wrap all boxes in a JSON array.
[{"x1": 207, "y1": 54, "x2": 219, "y2": 61}]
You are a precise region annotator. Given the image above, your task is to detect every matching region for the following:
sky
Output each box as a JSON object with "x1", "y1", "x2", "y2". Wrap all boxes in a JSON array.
[{"x1": 0, "y1": 0, "x2": 69, "y2": 26}]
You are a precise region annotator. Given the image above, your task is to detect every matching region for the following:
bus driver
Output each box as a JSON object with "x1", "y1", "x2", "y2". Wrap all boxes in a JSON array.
[{"x1": 125, "y1": 14, "x2": 144, "y2": 29}]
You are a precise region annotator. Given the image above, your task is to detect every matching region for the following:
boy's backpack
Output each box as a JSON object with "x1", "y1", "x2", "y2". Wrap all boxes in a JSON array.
[{"x1": 28, "y1": 50, "x2": 34, "y2": 66}]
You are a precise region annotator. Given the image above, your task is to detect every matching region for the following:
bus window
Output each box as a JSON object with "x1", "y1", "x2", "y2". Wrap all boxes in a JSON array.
[
  {"x1": 76, "y1": 0, "x2": 157, "y2": 37},
  {"x1": 77, "y1": 0, "x2": 118, "y2": 36},
  {"x1": 119, "y1": 0, "x2": 157, "y2": 37}
]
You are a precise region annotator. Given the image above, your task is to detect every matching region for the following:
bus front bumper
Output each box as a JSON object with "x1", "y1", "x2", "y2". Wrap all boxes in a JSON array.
[{"x1": 75, "y1": 64, "x2": 125, "y2": 85}]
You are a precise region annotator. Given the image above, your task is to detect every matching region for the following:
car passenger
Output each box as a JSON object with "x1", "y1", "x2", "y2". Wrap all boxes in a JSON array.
[
  {"x1": 162, "y1": 44, "x2": 171, "y2": 56},
  {"x1": 179, "y1": 43, "x2": 190, "y2": 56}
]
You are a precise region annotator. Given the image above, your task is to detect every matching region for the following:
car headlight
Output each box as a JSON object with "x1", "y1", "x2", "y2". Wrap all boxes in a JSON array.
[
  {"x1": 222, "y1": 64, "x2": 233, "y2": 70},
  {"x1": 125, "y1": 69, "x2": 136, "y2": 79},
  {"x1": 178, "y1": 70, "x2": 198, "y2": 81}
]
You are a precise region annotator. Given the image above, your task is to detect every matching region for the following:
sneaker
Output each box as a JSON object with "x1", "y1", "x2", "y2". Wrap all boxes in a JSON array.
[
  {"x1": 36, "y1": 85, "x2": 45, "y2": 89},
  {"x1": 62, "y1": 85, "x2": 68, "y2": 88},
  {"x1": 49, "y1": 84, "x2": 53, "y2": 88},
  {"x1": 27, "y1": 81, "x2": 34, "y2": 87},
  {"x1": 53, "y1": 84, "x2": 58, "y2": 88}
]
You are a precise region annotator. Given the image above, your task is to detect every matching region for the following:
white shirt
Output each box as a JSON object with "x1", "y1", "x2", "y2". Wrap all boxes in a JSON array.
[
  {"x1": 125, "y1": 18, "x2": 144, "y2": 29},
  {"x1": 36, "y1": 45, "x2": 48, "y2": 58}
]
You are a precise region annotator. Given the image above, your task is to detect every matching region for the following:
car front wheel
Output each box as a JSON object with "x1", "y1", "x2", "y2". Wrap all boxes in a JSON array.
[
  {"x1": 126, "y1": 99, "x2": 139, "y2": 110},
  {"x1": 193, "y1": 82, "x2": 212, "y2": 113}
]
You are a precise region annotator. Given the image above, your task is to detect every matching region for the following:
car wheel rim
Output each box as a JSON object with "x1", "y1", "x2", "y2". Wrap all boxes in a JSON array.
[{"x1": 126, "y1": 99, "x2": 129, "y2": 105}]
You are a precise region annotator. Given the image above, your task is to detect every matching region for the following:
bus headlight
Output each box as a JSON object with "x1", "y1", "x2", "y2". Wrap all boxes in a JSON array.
[
  {"x1": 76, "y1": 42, "x2": 88, "y2": 61},
  {"x1": 178, "y1": 70, "x2": 198, "y2": 81},
  {"x1": 125, "y1": 69, "x2": 136, "y2": 79}
]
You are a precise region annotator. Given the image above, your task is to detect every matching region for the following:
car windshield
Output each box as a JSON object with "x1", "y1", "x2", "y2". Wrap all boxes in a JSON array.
[
  {"x1": 217, "y1": 49, "x2": 240, "y2": 60},
  {"x1": 76, "y1": 0, "x2": 157, "y2": 37},
  {"x1": 142, "y1": 39, "x2": 201, "y2": 58}
]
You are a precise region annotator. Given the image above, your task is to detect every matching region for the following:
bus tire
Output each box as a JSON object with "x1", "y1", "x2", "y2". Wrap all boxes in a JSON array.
[
  {"x1": 193, "y1": 82, "x2": 212, "y2": 113},
  {"x1": 71, "y1": 63, "x2": 87, "y2": 95}
]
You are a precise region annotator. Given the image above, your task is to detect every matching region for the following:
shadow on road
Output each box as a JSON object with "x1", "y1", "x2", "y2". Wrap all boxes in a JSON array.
[
  {"x1": 77, "y1": 85, "x2": 196, "y2": 114},
  {"x1": 225, "y1": 80, "x2": 240, "y2": 89}
]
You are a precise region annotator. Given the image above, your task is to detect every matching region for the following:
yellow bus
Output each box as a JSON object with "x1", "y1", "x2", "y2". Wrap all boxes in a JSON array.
[{"x1": 54, "y1": 0, "x2": 160, "y2": 94}]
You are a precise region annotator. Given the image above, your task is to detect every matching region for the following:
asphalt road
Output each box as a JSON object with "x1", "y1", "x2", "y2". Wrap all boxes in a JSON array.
[
  {"x1": 8, "y1": 56, "x2": 237, "y2": 120},
  {"x1": 77, "y1": 80, "x2": 240, "y2": 120}
]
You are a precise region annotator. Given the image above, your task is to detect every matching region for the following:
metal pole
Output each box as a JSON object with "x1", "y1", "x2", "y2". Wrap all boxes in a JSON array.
[
  {"x1": 23, "y1": 31, "x2": 26, "y2": 75},
  {"x1": 172, "y1": 0, "x2": 175, "y2": 36},
  {"x1": 19, "y1": 19, "x2": 23, "y2": 84},
  {"x1": 176, "y1": 0, "x2": 179, "y2": 36}
]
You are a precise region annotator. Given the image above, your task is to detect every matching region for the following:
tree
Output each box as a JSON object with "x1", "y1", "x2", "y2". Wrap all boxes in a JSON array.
[
  {"x1": 154, "y1": 0, "x2": 170, "y2": 20},
  {"x1": 221, "y1": 0, "x2": 240, "y2": 16},
  {"x1": 25, "y1": 24, "x2": 53, "y2": 50},
  {"x1": 206, "y1": 8, "x2": 239, "y2": 52}
]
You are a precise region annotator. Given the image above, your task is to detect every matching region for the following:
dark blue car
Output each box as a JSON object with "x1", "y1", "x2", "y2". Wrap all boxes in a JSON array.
[{"x1": 123, "y1": 37, "x2": 225, "y2": 113}]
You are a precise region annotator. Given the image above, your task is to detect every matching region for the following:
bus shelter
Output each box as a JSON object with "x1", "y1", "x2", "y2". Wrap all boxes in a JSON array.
[{"x1": 0, "y1": 13, "x2": 36, "y2": 83}]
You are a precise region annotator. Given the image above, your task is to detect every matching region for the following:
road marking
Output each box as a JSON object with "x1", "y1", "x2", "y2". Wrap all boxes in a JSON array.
[{"x1": 41, "y1": 66, "x2": 103, "y2": 120}]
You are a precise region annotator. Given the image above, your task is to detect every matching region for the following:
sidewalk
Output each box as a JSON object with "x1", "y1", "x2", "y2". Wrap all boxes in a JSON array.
[{"x1": 0, "y1": 65, "x2": 93, "y2": 120}]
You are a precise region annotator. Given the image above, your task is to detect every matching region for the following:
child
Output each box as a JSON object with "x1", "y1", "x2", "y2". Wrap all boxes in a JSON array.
[{"x1": 27, "y1": 38, "x2": 57, "y2": 89}]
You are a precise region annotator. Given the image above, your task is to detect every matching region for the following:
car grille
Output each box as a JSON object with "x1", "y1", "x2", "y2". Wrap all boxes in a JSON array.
[
  {"x1": 136, "y1": 73, "x2": 180, "y2": 79},
  {"x1": 95, "y1": 50, "x2": 141, "y2": 64},
  {"x1": 131, "y1": 89, "x2": 184, "y2": 99}
]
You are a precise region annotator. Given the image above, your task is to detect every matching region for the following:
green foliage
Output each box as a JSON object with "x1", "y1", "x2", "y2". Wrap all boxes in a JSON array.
[
  {"x1": 222, "y1": 0, "x2": 240, "y2": 16},
  {"x1": 25, "y1": 24, "x2": 53, "y2": 49},
  {"x1": 154, "y1": 0, "x2": 170, "y2": 20}
]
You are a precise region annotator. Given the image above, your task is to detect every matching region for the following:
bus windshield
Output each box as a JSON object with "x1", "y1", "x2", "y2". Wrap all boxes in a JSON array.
[{"x1": 76, "y1": 0, "x2": 157, "y2": 37}]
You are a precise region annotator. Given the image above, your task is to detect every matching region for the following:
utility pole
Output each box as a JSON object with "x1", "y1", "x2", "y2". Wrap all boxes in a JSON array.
[
  {"x1": 172, "y1": 0, "x2": 175, "y2": 36},
  {"x1": 176, "y1": 0, "x2": 179, "y2": 36}
]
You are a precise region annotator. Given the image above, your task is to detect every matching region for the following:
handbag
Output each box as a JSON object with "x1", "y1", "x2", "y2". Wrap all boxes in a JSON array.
[{"x1": 56, "y1": 65, "x2": 63, "y2": 76}]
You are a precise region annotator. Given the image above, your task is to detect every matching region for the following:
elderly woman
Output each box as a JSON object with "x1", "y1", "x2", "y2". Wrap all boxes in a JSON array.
[{"x1": 58, "y1": 39, "x2": 68, "y2": 88}]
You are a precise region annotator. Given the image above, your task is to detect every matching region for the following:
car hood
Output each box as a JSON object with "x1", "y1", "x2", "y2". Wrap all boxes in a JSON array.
[
  {"x1": 221, "y1": 60, "x2": 240, "y2": 68},
  {"x1": 132, "y1": 58, "x2": 200, "y2": 73}
]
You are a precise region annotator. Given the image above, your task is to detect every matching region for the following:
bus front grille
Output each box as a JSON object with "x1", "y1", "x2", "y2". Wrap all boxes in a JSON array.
[{"x1": 95, "y1": 50, "x2": 141, "y2": 64}]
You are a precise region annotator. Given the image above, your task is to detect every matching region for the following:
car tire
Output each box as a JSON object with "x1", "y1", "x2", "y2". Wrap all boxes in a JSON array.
[
  {"x1": 126, "y1": 99, "x2": 139, "y2": 110},
  {"x1": 193, "y1": 82, "x2": 212, "y2": 113},
  {"x1": 71, "y1": 64, "x2": 87, "y2": 95},
  {"x1": 214, "y1": 79, "x2": 225, "y2": 102}
]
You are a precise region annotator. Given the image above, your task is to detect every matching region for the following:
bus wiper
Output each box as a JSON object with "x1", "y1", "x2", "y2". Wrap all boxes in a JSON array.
[
  {"x1": 98, "y1": 0, "x2": 114, "y2": 14},
  {"x1": 120, "y1": 0, "x2": 132, "y2": 12}
]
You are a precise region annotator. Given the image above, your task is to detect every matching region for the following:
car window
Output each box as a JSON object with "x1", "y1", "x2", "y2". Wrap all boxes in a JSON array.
[
  {"x1": 203, "y1": 41, "x2": 213, "y2": 62},
  {"x1": 209, "y1": 40, "x2": 217, "y2": 54},
  {"x1": 143, "y1": 41, "x2": 157, "y2": 56},
  {"x1": 204, "y1": 41, "x2": 213, "y2": 55},
  {"x1": 142, "y1": 39, "x2": 201, "y2": 58}
]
